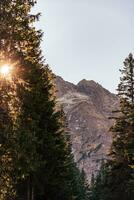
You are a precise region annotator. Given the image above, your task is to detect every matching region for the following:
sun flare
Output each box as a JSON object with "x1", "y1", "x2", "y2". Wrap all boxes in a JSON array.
[{"x1": 0, "y1": 64, "x2": 12, "y2": 76}]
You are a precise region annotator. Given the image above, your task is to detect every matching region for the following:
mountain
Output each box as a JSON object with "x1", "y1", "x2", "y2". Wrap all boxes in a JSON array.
[{"x1": 55, "y1": 76, "x2": 119, "y2": 182}]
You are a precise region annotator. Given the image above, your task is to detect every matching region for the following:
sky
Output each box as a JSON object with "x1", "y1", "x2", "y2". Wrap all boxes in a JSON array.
[{"x1": 32, "y1": 0, "x2": 134, "y2": 93}]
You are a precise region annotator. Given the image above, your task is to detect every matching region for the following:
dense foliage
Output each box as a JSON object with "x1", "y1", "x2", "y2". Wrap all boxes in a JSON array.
[{"x1": 0, "y1": 1, "x2": 89, "y2": 200}]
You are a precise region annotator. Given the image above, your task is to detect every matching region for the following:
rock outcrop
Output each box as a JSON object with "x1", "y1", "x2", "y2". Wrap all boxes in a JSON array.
[{"x1": 55, "y1": 76, "x2": 119, "y2": 182}]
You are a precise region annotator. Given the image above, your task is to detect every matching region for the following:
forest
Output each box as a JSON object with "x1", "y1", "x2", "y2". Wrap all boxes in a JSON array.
[{"x1": 0, "y1": 1, "x2": 134, "y2": 200}]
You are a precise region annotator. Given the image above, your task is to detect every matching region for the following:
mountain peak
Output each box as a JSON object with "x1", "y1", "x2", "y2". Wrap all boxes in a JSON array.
[
  {"x1": 56, "y1": 75, "x2": 119, "y2": 182},
  {"x1": 78, "y1": 79, "x2": 97, "y2": 85}
]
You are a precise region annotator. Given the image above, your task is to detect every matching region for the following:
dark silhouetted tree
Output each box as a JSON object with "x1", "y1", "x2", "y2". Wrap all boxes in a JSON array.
[{"x1": 0, "y1": 1, "x2": 89, "y2": 200}]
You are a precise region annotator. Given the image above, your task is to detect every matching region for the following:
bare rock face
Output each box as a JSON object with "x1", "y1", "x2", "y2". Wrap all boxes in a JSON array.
[{"x1": 55, "y1": 76, "x2": 119, "y2": 182}]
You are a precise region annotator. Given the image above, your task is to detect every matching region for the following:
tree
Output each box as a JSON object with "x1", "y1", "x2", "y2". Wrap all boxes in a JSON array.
[
  {"x1": 108, "y1": 53, "x2": 134, "y2": 200},
  {"x1": 89, "y1": 53, "x2": 134, "y2": 200},
  {"x1": 0, "y1": 1, "x2": 89, "y2": 200},
  {"x1": 89, "y1": 162, "x2": 110, "y2": 200}
]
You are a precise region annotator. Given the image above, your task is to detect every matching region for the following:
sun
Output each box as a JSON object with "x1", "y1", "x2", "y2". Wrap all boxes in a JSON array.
[{"x1": 0, "y1": 64, "x2": 12, "y2": 76}]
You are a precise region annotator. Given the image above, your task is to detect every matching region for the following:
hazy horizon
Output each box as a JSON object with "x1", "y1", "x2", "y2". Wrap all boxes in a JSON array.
[{"x1": 33, "y1": 0, "x2": 134, "y2": 93}]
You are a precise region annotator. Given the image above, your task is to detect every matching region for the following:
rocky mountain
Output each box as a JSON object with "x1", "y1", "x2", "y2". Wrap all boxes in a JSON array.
[{"x1": 55, "y1": 76, "x2": 119, "y2": 182}]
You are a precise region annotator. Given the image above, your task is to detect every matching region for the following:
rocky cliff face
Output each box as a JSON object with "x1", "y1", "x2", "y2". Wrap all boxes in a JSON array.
[{"x1": 55, "y1": 76, "x2": 119, "y2": 182}]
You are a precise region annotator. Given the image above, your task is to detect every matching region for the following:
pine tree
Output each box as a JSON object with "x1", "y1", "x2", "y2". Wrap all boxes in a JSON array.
[
  {"x1": 89, "y1": 163, "x2": 109, "y2": 200},
  {"x1": 91, "y1": 54, "x2": 134, "y2": 200},
  {"x1": 89, "y1": 53, "x2": 134, "y2": 200},
  {"x1": 108, "y1": 53, "x2": 134, "y2": 200},
  {"x1": 0, "y1": 1, "x2": 89, "y2": 200}
]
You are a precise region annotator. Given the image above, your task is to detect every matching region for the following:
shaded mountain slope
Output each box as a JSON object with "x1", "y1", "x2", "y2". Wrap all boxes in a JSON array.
[{"x1": 55, "y1": 76, "x2": 119, "y2": 182}]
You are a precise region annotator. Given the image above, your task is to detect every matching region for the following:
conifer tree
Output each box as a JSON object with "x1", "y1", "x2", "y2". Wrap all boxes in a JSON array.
[
  {"x1": 108, "y1": 53, "x2": 134, "y2": 200},
  {"x1": 89, "y1": 53, "x2": 134, "y2": 200},
  {"x1": 0, "y1": 1, "x2": 89, "y2": 200},
  {"x1": 89, "y1": 163, "x2": 109, "y2": 200}
]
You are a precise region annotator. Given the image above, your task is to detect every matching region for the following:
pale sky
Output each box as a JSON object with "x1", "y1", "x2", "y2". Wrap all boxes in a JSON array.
[{"x1": 33, "y1": 0, "x2": 134, "y2": 93}]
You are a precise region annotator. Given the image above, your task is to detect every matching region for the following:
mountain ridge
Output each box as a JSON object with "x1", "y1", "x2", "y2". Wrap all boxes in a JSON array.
[{"x1": 55, "y1": 76, "x2": 119, "y2": 182}]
